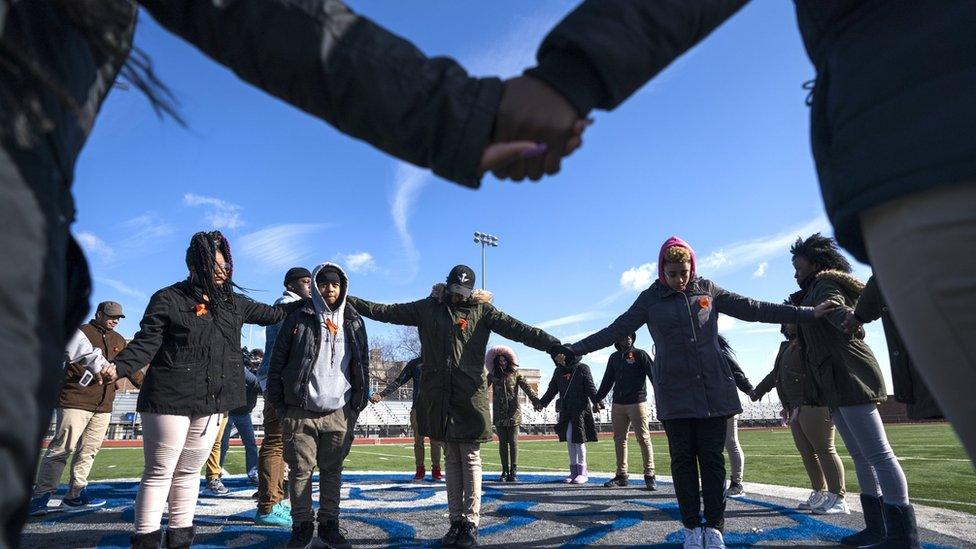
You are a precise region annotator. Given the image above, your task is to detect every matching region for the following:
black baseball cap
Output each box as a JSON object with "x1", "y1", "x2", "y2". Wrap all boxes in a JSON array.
[{"x1": 445, "y1": 265, "x2": 475, "y2": 298}]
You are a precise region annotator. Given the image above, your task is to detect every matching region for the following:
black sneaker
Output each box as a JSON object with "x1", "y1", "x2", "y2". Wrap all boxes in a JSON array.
[
  {"x1": 441, "y1": 520, "x2": 463, "y2": 547},
  {"x1": 287, "y1": 521, "x2": 314, "y2": 548},
  {"x1": 603, "y1": 474, "x2": 629, "y2": 487},
  {"x1": 725, "y1": 481, "x2": 745, "y2": 498},
  {"x1": 506, "y1": 472, "x2": 518, "y2": 483},
  {"x1": 456, "y1": 520, "x2": 479, "y2": 548},
  {"x1": 497, "y1": 472, "x2": 507, "y2": 482},
  {"x1": 644, "y1": 474, "x2": 657, "y2": 491},
  {"x1": 318, "y1": 519, "x2": 351, "y2": 549}
]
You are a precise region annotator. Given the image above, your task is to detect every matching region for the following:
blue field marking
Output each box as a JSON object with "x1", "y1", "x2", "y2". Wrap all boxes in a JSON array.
[
  {"x1": 557, "y1": 509, "x2": 645, "y2": 547},
  {"x1": 345, "y1": 514, "x2": 418, "y2": 546},
  {"x1": 480, "y1": 501, "x2": 539, "y2": 537}
]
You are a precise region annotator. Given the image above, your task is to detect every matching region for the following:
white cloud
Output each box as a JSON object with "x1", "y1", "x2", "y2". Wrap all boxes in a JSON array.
[
  {"x1": 237, "y1": 223, "x2": 330, "y2": 270},
  {"x1": 75, "y1": 231, "x2": 115, "y2": 261},
  {"x1": 699, "y1": 216, "x2": 830, "y2": 277},
  {"x1": 536, "y1": 311, "x2": 608, "y2": 330},
  {"x1": 389, "y1": 163, "x2": 429, "y2": 280},
  {"x1": 97, "y1": 277, "x2": 147, "y2": 301},
  {"x1": 338, "y1": 252, "x2": 377, "y2": 274},
  {"x1": 117, "y1": 212, "x2": 175, "y2": 250},
  {"x1": 183, "y1": 193, "x2": 245, "y2": 230},
  {"x1": 619, "y1": 262, "x2": 657, "y2": 291},
  {"x1": 753, "y1": 261, "x2": 768, "y2": 278},
  {"x1": 717, "y1": 314, "x2": 737, "y2": 333}
]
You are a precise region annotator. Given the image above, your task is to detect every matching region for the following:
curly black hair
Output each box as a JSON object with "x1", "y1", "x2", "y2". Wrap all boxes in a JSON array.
[{"x1": 790, "y1": 233, "x2": 852, "y2": 274}]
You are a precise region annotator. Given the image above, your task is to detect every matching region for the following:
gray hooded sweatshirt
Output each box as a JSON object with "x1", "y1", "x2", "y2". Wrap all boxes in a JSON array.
[{"x1": 307, "y1": 263, "x2": 352, "y2": 412}]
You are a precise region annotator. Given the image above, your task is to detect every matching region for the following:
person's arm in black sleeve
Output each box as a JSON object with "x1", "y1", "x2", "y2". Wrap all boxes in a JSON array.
[
  {"x1": 571, "y1": 292, "x2": 650, "y2": 356},
  {"x1": 752, "y1": 343, "x2": 785, "y2": 400},
  {"x1": 266, "y1": 313, "x2": 298, "y2": 418},
  {"x1": 854, "y1": 275, "x2": 883, "y2": 324},
  {"x1": 113, "y1": 289, "x2": 170, "y2": 379},
  {"x1": 379, "y1": 362, "x2": 413, "y2": 399},
  {"x1": 538, "y1": 374, "x2": 559, "y2": 408},
  {"x1": 137, "y1": 0, "x2": 499, "y2": 187},
  {"x1": 243, "y1": 366, "x2": 261, "y2": 392},
  {"x1": 239, "y1": 295, "x2": 299, "y2": 326},
  {"x1": 726, "y1": 354, "x2": 753, "y2": 394},
  {"x1": 595, "y1": 356, "x2": 616, "y2": 402},
  {"x1": 713, "y1": 282, "x2": 817, "y2": 325},
  {"x1": 525, "y1": 0, "x2": 750, "y2": 115},
  {"x1": 580, "y1": 364, "x2": 600, "y2": 406}
]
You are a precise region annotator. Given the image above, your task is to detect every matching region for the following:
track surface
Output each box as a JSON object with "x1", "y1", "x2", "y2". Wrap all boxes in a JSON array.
[{"x1": 23, "y1": 472, "x2": 976, "y2": 548}]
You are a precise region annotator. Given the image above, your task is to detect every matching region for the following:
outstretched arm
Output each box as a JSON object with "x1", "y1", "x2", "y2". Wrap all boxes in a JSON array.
[
  {"x1": 538, "y1": 375, "x2": 559, "y2": 408},
  {"x1": 139, "y1": 0, "x2": 501, "y2": 187},
  {"x1": 517, "y1": 375, "x2": 541, "y2": 407},
  {"x1": 571, "y1": 292, "x2": 649, "y2": 356},
  {"x1": 485, "y1": 306, "x2": 559, "y2": 352},
  {"x1": 113, "y1": 289, "x2": 170, "y2": 379},
  {"x1": 347, "y1": 296, "x2": 424, "y2": 327},
  {"x1": 713, "y1": 283, "x2": 817, "y2": 324},
  {"x1": 595, "y1": 357, "x2": 616, "y2": 402}
]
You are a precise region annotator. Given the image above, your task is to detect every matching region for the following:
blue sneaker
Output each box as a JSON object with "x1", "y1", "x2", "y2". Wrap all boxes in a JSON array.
[
  {"x1": 60, "y1": 488, "x2": 106, "y2": 510},
  {"x1": 254, "y1": 501, "x2": 293, "y2": 528},
  {"x1": 29, "y1": 493, "x2": 51, "y2": 516}
]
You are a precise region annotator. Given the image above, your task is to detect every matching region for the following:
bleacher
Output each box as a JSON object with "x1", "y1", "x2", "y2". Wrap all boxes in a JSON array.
[{"x1": 60, "y1": 394, "x2": 785, "y2": 441}]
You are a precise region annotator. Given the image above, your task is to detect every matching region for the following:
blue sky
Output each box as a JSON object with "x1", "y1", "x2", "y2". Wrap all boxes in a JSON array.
[{"x1": 72, "y1": 1, "x2": 888, "y2": 402}]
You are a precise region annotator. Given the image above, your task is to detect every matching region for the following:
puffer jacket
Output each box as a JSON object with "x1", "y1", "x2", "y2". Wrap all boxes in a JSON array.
[
  {"x1": 570, "y1": 277, "x2": 814, "y2": 421},
  {"x1": 524, "y1": 0, "x2": 976, "y2": 262},
  {"x1": 792, "y1": 270, "x2": 886, "y2": 408},
  {"x1": 539, "y1": 362, "x2": 599, "y2": 443},
  {"x1": 348, "y1": 284, "x2": 558, "y2": 443},
  {"x1": 112, "y1": 280, "x2": 293, "y2": 416},
  {"x1": 855, "y1": 276, "x2": 942, "y2": 419},
  {"x1": 486, "y1": 345, "x2": 539, "y2": 427}
]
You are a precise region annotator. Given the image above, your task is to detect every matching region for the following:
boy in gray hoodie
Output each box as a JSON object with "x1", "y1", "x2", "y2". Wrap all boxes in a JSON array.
[{"x1": 267, "y1": 263, "x2": 369, "y2": 549}]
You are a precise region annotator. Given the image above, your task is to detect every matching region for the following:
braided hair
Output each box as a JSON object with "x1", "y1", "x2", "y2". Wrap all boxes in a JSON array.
[
  {"x1": 717, "y1": 334, "x2": 735, "y2": 363},
  {"x1": 185, "y1": 231, "x2": 238, "y2": 314},
  {"x1": 0, "y1": 0, "x2": 184, "y2": 148},
  {"x1": 790, "y1": 233, "x2": 852, "y2": 274}
]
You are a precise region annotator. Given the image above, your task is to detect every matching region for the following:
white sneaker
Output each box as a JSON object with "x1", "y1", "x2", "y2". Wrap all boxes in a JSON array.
[
  {"x1": 704, "y1": 527, "x2": 726, "y2": 549},
  {"x1": 682, "y1": 527, "x2": 704, "y2": 549},
  {"x1": 812, "y1": 492, "x2": 850, "y2": 515},
  {"x1": 798, "y1": 490, "x2": 828, "y2": 510}
]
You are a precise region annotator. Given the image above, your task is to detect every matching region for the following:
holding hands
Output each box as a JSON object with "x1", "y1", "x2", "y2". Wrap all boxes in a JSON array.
[
  {"x1": 370, "y1": 393, "x2": 383, "y2": 404},
  {"x1": 100, "y1": 363, "x2": 118, "y2": 384},
  {"x1": 841, "y1": 311, "x2": 864, "y2": 334}
]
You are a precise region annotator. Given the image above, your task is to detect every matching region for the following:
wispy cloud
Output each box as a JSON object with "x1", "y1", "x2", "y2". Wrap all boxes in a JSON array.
[
  {"x1": 389, "y1": 163, "x2": 429, "y2": 280},
  {"x1": 97, "y1": 277, "x2": 148, "y2": 301},
  {"x1": 237, "y1": 223, "x2": 331, "y2": 270},
  {"x1": 753, "y1": 261, "x2": 768, "y2": 278},
  {"x1": 75, "y1": 231, "x2": 115, "y2": 261},
  {"x1": 117, "y1": 212, "x2": 175, "y2": 250},
  {"x1": 338, "y1": 252, "x2": 377, "y2": 274},
  {"x1": 536, "y1": 311, "x2": 608, "y2": 330},
  {"x1": 699, "y1": 216, "x2": 830, "y2": 277},
  {"x1": 184, "y1": 193, "x2": 245, "y2": 230}
]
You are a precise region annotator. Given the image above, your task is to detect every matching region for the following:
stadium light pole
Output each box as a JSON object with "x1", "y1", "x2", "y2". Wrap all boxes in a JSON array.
[{"x1": 473, "y1": 232, "x2": 499, "y2": 289}]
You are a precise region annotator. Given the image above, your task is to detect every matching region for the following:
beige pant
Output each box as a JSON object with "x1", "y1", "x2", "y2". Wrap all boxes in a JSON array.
[
  {"x1": 282, "y1": 406, "x2": 349, "y2": 523},
  {"x1": 725, "y1": 416, "x2": 743, "y2": 484},
  {"x1": 790, "y1": 405, "x2": 845, "y2": 495},
  {"x1": 861, "y1": 182, "x2": 976, "y2": 464},
  {"x1": 610, "y1": 402, "x2": 654, "y2": 476},
  {"x1": 204, "y1": 414, "x2": 229, "y2": 481},
  {"x1": 33, "y1": 408, "x2": 111, "y2": 498},
  {"x1": 135, "y1": 413, "x2": 223, "y2": 533},
  {"x1": 410, "y1": 408, "x2": 442, "y2": 468},
  {"x1": 444, "y1": 442, "x2": 482, "y2": 526}
]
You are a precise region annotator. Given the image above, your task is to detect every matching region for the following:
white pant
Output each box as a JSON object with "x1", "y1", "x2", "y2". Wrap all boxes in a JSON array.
[
  {"x1": 566, "y1": 425, "x2": 586, "y2": 465},
  {"x1": 134, "y1": 413, "x2": 222, "y2": 533}
]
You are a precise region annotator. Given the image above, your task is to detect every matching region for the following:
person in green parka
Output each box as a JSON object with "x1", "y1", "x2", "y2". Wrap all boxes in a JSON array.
[
  {"x1": 791, "y1": 234, "x2": 918, "y2": 548},
  {"x1": 347, "y1": 265, "x2": 559, "y2": 548},
  {"x1": 486, "y1": 345, "x2": 539, "y2": 483}
]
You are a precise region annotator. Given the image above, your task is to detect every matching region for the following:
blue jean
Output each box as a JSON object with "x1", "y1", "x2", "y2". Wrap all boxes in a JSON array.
[
  {"x1": 220, "y1": 413, "x2": 258, "y2": 473},
  {"x1": 831, "y1": 404, "x2": 909, "y2": 505}
]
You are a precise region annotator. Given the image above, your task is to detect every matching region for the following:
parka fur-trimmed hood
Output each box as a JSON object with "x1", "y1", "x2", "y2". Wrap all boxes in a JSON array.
[
  {"x1": 816, "y1": 269, "x2": 865, "y2": 299},
  {"x1": 486, "y1": 345, "x2": 519, "y2": 377},
  {"x1": 430, "y1": 282, "x2": 493, "y2": 305}
]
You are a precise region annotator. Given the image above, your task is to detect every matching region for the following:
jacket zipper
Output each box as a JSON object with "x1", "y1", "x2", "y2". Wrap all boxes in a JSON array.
[{"x1": 681, "y1": 292, "x2": 711, "y2": 416}]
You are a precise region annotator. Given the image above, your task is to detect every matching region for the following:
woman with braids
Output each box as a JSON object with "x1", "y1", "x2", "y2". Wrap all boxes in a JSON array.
[
  {"x1": 0, "y1": 3, "x2": 565, "y2": 543},
  {"x1": 790, "y1": 233, "x2": 918, "y2": 548},
  {"x1": 100, "y1": 231, "x2": 299, "y2": 548},
  {"x1": 553, "y1": 236, "x2": 838, "y2": 549}
]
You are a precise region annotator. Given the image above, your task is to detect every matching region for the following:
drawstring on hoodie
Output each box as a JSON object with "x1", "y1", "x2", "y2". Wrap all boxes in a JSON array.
[{"x1": 802, "y1": 78, "x2": 816, "y2": 106}]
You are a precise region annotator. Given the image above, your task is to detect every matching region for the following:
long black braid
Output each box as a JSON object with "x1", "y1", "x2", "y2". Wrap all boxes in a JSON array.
[
  {"x1": 717, "y1": 334, "x2": 735, "y2": 363},
  {"x1": 0, "y1": 0, "x2": 184, "y2": 148},
  {"x1": 185, "y1": 230, "x2": 240, "y2": 316}
]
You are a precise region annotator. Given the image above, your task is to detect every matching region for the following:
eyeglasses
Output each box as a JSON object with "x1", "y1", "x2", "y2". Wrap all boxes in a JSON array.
[{"x1": 215, "y1": 262, "x2": 231, "y2": 273}]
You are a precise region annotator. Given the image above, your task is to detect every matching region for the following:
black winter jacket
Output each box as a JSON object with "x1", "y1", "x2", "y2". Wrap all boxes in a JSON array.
[
  {"x1": 266, "y1": 299, "x2": 369, "y2": 416},
  {"x1": 570, "y1": 278, "x2": 814, "y2": 421},
  {"x1": 539, "y1": 362, "x2": 599, "y2": 443},
  {"x1": 595, "y1": 346, "x2": 654, "y2": 405},
  {"x1": 855, "y1": 276, "x2": 942, "y2": 420},
  {"x1": 525, "y1": 0, "x2": 976, "y2": 262},
  {"x1": 113, "y1": 280, "x2": 291, "y2": 416}
]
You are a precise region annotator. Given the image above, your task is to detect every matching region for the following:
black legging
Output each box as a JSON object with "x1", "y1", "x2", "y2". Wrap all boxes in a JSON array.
[
  {"x1": 662, "y1": 416, "x2": 728, "y2": 531},
  {"x1": 497, "y1": 426, "x2": 518, "y2": 473}
]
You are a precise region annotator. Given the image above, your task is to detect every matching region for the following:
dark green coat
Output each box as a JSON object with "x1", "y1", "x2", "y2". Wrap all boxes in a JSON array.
[
  {"x1": 793, "y1": 270, "x2": 886, "y2": 408},
  {"x1": 348, "y1": 285, "x2": 558, "y2": 443},
  {"x1": 489, "y1": 373, "x2": 538, "y2": 428}
]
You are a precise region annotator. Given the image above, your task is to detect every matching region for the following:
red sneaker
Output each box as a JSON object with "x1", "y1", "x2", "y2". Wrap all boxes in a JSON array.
[
  {"x1": 412, "y1": 466, "x2": 425, "y2": 482},
  {"x1": 431, "y1": 466, "x2": 444, "y2": 481}
]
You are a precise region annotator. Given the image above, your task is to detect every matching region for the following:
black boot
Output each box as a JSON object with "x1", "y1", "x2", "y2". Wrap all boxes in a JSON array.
[
  {"x1": 441, "y1": 519, "x2": 463, "y2": 547},
  {"x1": 164, "y1": 526, "x2": 194, "y2": 549},
  {"x1": 863, "y1": 503, "x2": 920, "y2": 549},
  {"x1": 603, "y1": 474, "x2": 629, "y2": 487},
  {"x1": 456, "y1": 519, "x2": 479, "y2": 548},
  {"x1": 498, "y1": 469, "x2": 508, "y2": 482},
  {"x1": 318, "y1": 519, "x2": 352, "y2": 549},
  {"x1": 507, "y1": 466, "x2": 518, "y2": 483},
  {"x1": 130, "y1": 530, "x2": 162, "y2": 549},
  {"x1": 644, "y1": 474, "x2": 657, "y2": 491},
  {"x1": 287, "y1": 521, "x2": 314, "y2": 548},
  {"x1": 842, "y1": 494, "x2": 885, "y2": 547}
]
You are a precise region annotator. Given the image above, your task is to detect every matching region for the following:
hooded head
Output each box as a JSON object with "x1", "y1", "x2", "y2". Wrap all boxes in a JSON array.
[
  {"x1": 658, "y1": 236, "x2": 697, "y2": 291},
  {"x1": 614, "y1": 332, "x2": 637, "y2": 352},
  {"x1": 311, "y1": 263, "x2": 348, "y2": 314},
  {"x1": 485, "y1": 345, "x2": 519, "y2": 377}
]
